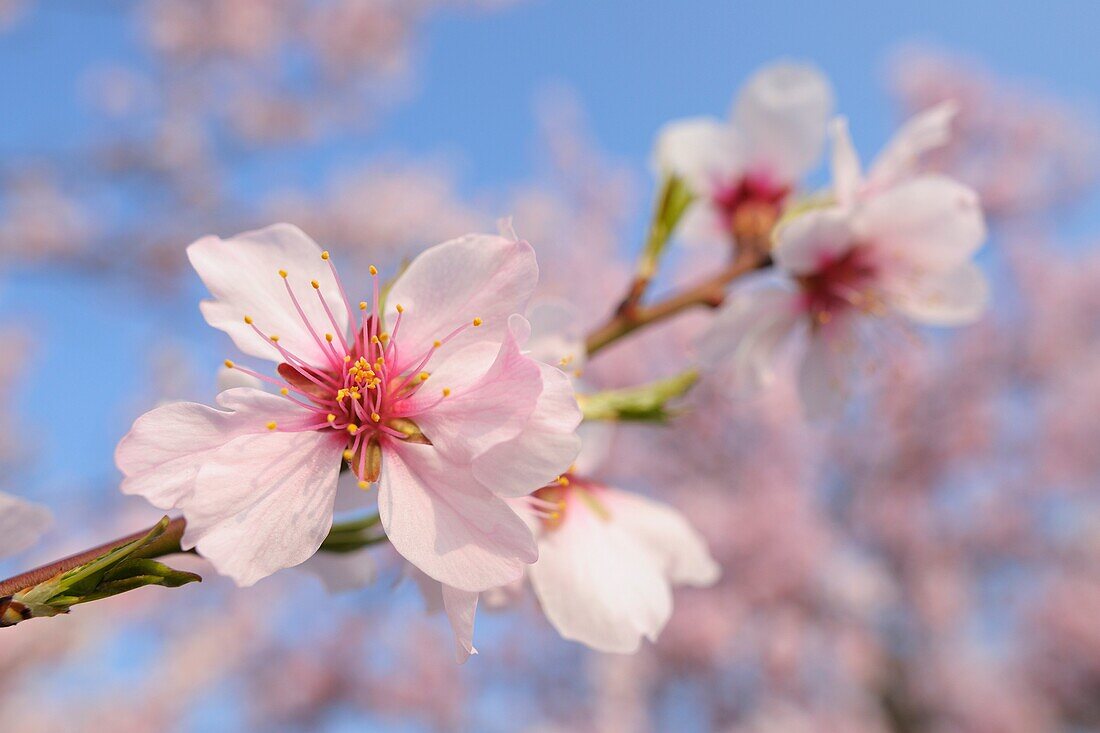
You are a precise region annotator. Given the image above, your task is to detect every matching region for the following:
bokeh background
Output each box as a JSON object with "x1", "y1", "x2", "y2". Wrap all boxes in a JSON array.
[{"x1": 3, "y1": 1, "x2": 1100, "y2": 731}]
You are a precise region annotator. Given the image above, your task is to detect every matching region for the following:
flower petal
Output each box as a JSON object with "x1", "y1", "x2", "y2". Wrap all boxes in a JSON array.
[
  {"x1": 116, "y1": 388, "x2": 310, "y2": 510},
  {"x1": 0, "y1": 491, "x2": 51, "y2": 560},
  {"x1": 890, "y1": 262, "x2": 990, "y2": 326},
  {"x1": 472, "y1": 360, "x2": 582, "y2": 497},
  {"x1": 854, "y1": 175, "x2": 986, "y2": 274},
  {"x1": 774, "y1": 207, "x2": 857, "y2": 275},
  {"x1": 698, "y1": 278, "x2": 803, "y2": 395},
  {"x1": 442, "y1": 584, "x2": 480, "y2": 663},
  {"x1": 651, "y1": 116, "x2": 743, "y2": 196},
  {"x1": 182, "y1": 429, "x2": 345, "y2": 587},
  {"x1": 602, "y1": 489, "x2": 721, "y2": 587},
  {"x1": 868, "y1": 102, "x2": 957, "y2": 191},
  {"x1": 733, "y1": 62, "x2": 833, "y2": 181},
  {"x1": 525, "y1": 298, "x2": 587, "y2": 372},
  {"x1": 829, "y1": 116, "x2": 863, "y2": 208},
  {"x1": 188, "y1": 224, "x2": 349, "y2": 366},
  {"x1": 378, "y1": 442, "x2": 537, "y2": 592},
  {"x1": 408, "y1": 317, "x2": 543, "y2": 466},
  {"x1": 528, "y1": 488, "x2": 672, "y2": 654},
  {"x1": 798, "y1": 317, "x2": 860, "y2": 420},
  {"x1": 385, "y1": 234, "x2": 538, "y2": 368}
]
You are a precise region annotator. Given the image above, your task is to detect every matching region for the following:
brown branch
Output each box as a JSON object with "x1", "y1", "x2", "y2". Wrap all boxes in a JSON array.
[
  {"x1": 0, "y1": 516, "x2": 187, "y2": 598},
  {"x1": 585, "y1": 250, "x2": 770, "y2": 356}
]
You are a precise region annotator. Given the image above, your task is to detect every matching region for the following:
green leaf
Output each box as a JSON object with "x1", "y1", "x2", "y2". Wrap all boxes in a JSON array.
[
  {"x1": 639, "y1": 175, "x2": 694, "y2": 279},
  {"x1": 578, "y1": 369, "x2": 699, "y2": 422}
]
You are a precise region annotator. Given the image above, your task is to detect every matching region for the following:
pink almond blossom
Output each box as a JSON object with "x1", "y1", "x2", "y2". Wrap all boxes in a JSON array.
[
  {"x1": 116, "y1": 223, "x2": 582, "y2": 588},
  {"x1": 699, "y1": 106, "x2": 988, "y2": 417},
  {"x1": 653, "y1": 61, "x2": 833, "y2": 244}
]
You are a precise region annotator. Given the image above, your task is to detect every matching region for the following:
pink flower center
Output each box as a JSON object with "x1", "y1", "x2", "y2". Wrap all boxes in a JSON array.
[
  {"x1": 797, "y1": 245, "x2": 880, "y2": 325},
  {"x1": 528, "y1": 474, "x2": 609, "y2": 530},
  {"x1": 712, "y1": 171, "x2": 791, "y2": 240},
  {"x1": 226, "y1": 253, "x2": 481, "y2": 486}
]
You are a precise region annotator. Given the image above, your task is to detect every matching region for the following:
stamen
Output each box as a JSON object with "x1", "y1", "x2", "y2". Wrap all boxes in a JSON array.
[
  {"x1": 282, "y1": 276, "x2": 339, "y2": 370},
  {"x1": 266, "y1": 422, "x2": 277, "y2": 431}
]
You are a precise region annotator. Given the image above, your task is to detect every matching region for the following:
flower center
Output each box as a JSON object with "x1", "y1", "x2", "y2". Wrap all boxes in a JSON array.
[
  {"x1": 225, "y1": 252, "x2": 481, "y2": 488},
  {"x1": 713, "y1": 171, "x2": 790, "y2": 242},
  {"x1": 796, "y1": 245, "x2": 880, "y2": 325}
]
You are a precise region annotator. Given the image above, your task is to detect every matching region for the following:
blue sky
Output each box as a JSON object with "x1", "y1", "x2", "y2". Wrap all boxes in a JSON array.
[{"x1": 2, "y1": 0, "x2": 1099, "y2": 552}]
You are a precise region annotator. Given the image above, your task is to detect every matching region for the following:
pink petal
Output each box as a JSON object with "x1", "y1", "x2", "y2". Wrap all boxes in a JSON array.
[
  {"x1": 385, "y1": 234, "x2": 538, "y2": 368},
  {"x1": 188, "y1": 224, "x2": 348, "y2": 366},
  {"x1": 525, "y1": 298, "x2": 587, "y2": 372},
  {"x1": 471, "y1": 360, "x2": 582, "y2": 498},
  {"x1": 0, "y1": 491, "x2": 51, "y2": 560},
  {"x1": 528, "y1": 489, "x2": 672, "y2": 654},
  {"x1": 733, "y1": 62, "x2": 833, "y2": 181},
  {"x1": 116, "y1": 388, "x2": 310, "y2": 510},
  {"x1": 182, "y1": 428, "x2": 346, "y2": 587},
  {"x1": 408, "y1": 317, "x2": 543, "y2": 466},
  {"x1": 601, "y1": 488, "x2": 721, "y2": 587},
  {"x1": 378, "y1": 441, "x2": 537, "y2": 592},
  {"x1": 442, "y1": 584, "x2": 480, "y2": 663}
]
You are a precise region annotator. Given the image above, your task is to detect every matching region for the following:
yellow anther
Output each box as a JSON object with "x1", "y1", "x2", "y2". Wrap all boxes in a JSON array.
[
  {"x1": 311, "y1": 279, "x2": 320, "y2": 289},
  {"x1": 549, "y1": 512, "x2": 561, "y2": 520},
  {"x1": 358, "y1": 480, "x2": 370, "y2": 490},
  {"x1": 359, "y1": 301, "x2": 368, "y2": 311},
  {"x1": 270, "y1": 335, "x2": 280, "y2": 343},
  {"x1": 280, "y1": 388, "x2": 289, "y2": 395},
  {"x1": 370, "y1": 412, "x2": 381, "y2": 422},
  {"x1": 325, "y1": 333, "x2": 334, "y2": 342},
  {"x1": 327, "y1": 413, "x2": 337, "y2": 423},
  {"x1": 472, "y1": 317, "x2": 483, "y2": 327},
  {"x1": 266, "y1": 422, "x2": 277, "y2": 431},
  {"x1": 344, "y1": 354, "x2": 352, "y2": 362},
  {"x1": 369, "y1": 265, "x2": 378, "y2": 276},
  {"x1": 342, "y1": 449, "x2": 354, "y2": 461},
  {"x1": 278, "y1": 269, "x2": 288, "y2": 279},
  {"x1": 418, "y1": 371, "x2": 430, "y2": 382},
  {"x1": 243, "y1": 315, "x2": 253, "y2": 325},
  {"x1": 432, "y1": 340, "x2": 442, "y2": 348},
  {"x1": 371, "y1": 335, "x2": 381, "y2": 345},
  {"x1": 442, "y1": 387, "x2": 451, "y2": 397},
  {"x1": 557, "y1": 476, "x2": 570, "y2": 487},
  {"x1": 396, "y1": 304, "x2": 404, "y2": 313},
  {"x1": 379, "y1": 332, "x2": 389, "y2": 343},
  {"x1": 224, "y1": 359, "x2": 235, "y2": 368},
  {"x1": 321, "y1": 251, "x2": 330, "y2": 260},
  {"x1": 346, "y1": 424, "x2": 359, "y2": 435}
]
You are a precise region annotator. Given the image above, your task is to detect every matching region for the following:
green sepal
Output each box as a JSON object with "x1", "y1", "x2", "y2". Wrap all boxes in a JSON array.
[{"x1": 578, "y1": 369, "x2": 699, "y2": 422}]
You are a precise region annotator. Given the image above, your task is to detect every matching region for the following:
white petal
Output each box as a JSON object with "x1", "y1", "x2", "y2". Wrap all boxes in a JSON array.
[
  {"x1": 773, "y1": 207, "x2": 857, "y2": 275},
  {"x1": 378, "y1": 442, "x2": 537, "y2": 592},
  {"x1": 651, "y1": 116, "x2": 743, "y2": 196},
  {"x1": 0, "y1": 492, "x2": 51, "y2": 560},
  {"x1": 528, "y1": 488, "x2": 672, "y2": 653},
  {"x1": 854, "y1": 175, "x2": 986, "y2": 274},
  {"x1": 868, "y1": 101, "x2": 958, "y2": 191},
  {"x1": 798, "y1": 319, "x2": 860, "y2": 420},
  {"x1": 733, "y1": 62, "x2": 833, "y2": 180},
  {"x1": 603, "y1": 489, "x2": 721, "y2": 587},
  {"x1": 385, "y1": 234, "x2": 538, "y2": 368},
  {"x1": 116, "y1": 388, "x2": 310, "y2": 510},
  {"x1": 188, "y1": 224, "x2": 349, "y2": 366},
  {"x1": 697, "y1": 278, "x2": 803, "y2": 396},
  {"x1": 182, "y1": 429, "x2": 345, "y2": 587},
  {"x1": 890, "y1": 262, "x2": 990, "y2": 326},
  {"x1": 216, "y1": 366, "x2": 264, "y2": 393},
  {"x1": 829, "y1": 116, "x2": 863, "y2": 207}
]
